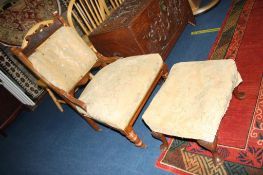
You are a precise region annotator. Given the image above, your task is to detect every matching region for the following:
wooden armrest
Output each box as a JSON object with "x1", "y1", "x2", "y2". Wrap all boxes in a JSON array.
[
  {"x1": 60, "y1": 91, "x2": 87, "y2": 111},
  {"x1": 95, "y1": 52, "x2": 119, "y2": 67}
]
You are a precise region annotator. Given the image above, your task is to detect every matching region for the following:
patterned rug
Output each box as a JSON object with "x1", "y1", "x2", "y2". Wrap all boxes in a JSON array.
[
  {"x1": 0, "y1": 0, "x2": 61, "y2": 46},
  {"x1": 156, "y1": 0, "x2": 263, "y2": 174}
]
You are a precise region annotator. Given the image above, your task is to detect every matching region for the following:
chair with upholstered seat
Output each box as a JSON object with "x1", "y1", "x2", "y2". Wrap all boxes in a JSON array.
[{"x1": 11, "y1": 15, "x2": 168, "y2": 148}]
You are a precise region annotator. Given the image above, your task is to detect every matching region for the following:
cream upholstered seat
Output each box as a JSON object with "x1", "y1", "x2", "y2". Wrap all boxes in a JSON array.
[
  {"x1": 77, "y1": 55, "x2": 163, "y2": 130},
  {"x1": 12, "y1": 16, "x2": 167, "y2": 148},
  {"x1": 143, "y1": 59, "x2": 242, "y2": 143}
]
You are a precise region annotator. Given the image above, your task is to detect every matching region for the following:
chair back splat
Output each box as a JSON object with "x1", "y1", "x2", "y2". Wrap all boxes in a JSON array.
[{"x1": 67, "y1": 0, "x2": 124, "y2": 45}]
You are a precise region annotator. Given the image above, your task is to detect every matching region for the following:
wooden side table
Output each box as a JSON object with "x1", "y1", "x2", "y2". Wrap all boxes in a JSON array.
[
  {"x1": 89, "y1": 0, "x2": 194, "y2": 59},
  {"x1": 188, "y1": 0, "x2": 220, "y2": 15}
]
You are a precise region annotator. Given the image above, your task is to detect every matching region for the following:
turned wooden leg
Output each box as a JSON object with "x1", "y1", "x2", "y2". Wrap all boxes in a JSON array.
[
  {"x1": 152, "y1": 132, "x2": 168, "y2": 151},
  {"x1": 197, "y1": 135, "x2": 223, "y2": 165},
  {"x1": 84, "y1": 116, "x2": 101, "y2": 132},
  {"x1": 125, "y1": 127, "x2": 146, "y2": 148},
  {"x1": 233, "y1": 86, "x2": 246, "y2": 100}
]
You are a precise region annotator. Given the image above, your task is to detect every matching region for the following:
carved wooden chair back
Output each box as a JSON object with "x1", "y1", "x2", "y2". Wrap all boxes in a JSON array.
[
  {"x1": 21, "y1": 20, "x2": 54, "y2": 49},
  {"x1": 67, "y1": 0, "x2": 124, "y2": 43}
]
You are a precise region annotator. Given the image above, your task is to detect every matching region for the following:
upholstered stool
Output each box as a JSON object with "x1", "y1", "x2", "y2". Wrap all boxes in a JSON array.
[{"x1": 142, "y1": 59, "x2": 245, "y2": 164}]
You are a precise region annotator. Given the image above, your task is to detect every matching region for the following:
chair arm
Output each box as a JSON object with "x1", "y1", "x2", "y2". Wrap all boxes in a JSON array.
[
  {"x1": 60, "y1": 91, "x2": 87, "y2": 111},
  {"x1": 95, "y1": 52, "x2": 120, "y2": 67}
]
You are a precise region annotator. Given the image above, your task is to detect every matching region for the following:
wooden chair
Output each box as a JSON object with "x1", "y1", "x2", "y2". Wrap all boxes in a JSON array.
[
  {"x1": 67, "y1": 0, "x2": 124, "y2": 46},
  {"x1": 11, "y1": 15, "x2": 168, "y2": 148}
]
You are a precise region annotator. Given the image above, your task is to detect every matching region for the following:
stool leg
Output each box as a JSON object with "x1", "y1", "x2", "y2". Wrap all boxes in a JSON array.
[
  {"x1": 233, "y1": 86, "x2": 246, "y2": 100},
  {"x1": 197, "y1": 135, "x2": 223, "y2": 165},
  {"x1": 152, "y1": 132, "x2": 168, "y2": 151},
  {"x1": 124, "y1": 127, "x2": 146, "y2": 148}
]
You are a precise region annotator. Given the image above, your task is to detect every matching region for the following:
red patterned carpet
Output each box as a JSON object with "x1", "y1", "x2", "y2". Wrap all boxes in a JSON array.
[
  {"x1": 156, "y1": 0, "x2": 263, "y2": 174},
  {"x1": 0, "y1": 0, "x2": 60, "y2": 46}
]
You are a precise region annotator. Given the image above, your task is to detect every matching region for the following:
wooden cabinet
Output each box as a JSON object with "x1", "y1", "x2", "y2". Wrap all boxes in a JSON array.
[
  {"x1": 89, "y1": 0, "x2": 194, "y2": 59},
  {"x1": 0, "y1": 85, "x2": 23, "y2": 135}
]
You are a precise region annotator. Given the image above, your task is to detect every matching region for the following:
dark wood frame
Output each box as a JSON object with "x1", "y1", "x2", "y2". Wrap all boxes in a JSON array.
[
  {"x1": 11, "y1": 14, "x2": 168, "y2": 148},
  {"x1": 151, "y1": 86, "x2": 245, "y2": 165}
]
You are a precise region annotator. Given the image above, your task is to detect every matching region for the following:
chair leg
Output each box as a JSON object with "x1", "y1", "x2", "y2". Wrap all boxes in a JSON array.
[
  {"x1": 152, "y1": 132, "x2": 168, "y2": 151},
  {"x1": 83, "y1": 116, "x2": 102, "y2": 132},
  {"x1": 233, "y1": 86, "x2": 246, "y2": 100},
  {"x1": 124, "y1": 127, "x2": 146, "y2": 148},
  {"x1": 197, "y1": 135, "x2": 223, "y2": 165}
]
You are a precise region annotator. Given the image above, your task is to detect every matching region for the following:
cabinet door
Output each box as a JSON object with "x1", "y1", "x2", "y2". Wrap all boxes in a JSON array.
[
  {"x1": 0, "y1": 85, "x2": 22, "y2": 130},
  {"x1": 137, "y1": 0, "x2": 193, "y2": 58}
]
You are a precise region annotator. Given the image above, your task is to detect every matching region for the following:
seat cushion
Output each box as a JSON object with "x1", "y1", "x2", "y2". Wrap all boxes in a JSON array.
[
  {"x1": 29, "y1": 26, "x2": 98, "y2": 92},
  {"x1": 77, "y1": 54, "x2": 163, "y2": 130},
  {"x1": 142, "y1": 59, "x2": 242, "y2": 142}
]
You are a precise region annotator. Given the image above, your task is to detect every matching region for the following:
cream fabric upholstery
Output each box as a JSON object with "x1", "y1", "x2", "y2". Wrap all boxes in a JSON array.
[
  {"x1": 29, "y1": 26, "x2": 98, "y2": 92},
  {"x1": 77, "y1": 54, "x2": 163, "y2": 130},
  {"x1": 143, "y1": 59, "x2": 242, "y2": 142}
]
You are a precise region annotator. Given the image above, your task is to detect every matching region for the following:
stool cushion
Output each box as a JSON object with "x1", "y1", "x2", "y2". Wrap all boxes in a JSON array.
[
  {"x1": 77, "y1": 54, "x2": 163, "y2": 130},
  {"x1": 142, "y1": 59, "x2": 242, "y2": 142}
]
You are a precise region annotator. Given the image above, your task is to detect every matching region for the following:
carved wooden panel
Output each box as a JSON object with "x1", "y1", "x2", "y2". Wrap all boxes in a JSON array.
[{"x1": 89, "y1": 0, "x2": 194, "y2": 59}]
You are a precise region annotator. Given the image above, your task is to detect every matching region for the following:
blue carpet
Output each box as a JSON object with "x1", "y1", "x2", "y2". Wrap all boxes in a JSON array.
[{"x1": 0, "y1": 1, "x2": 232, "y2": 175}]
